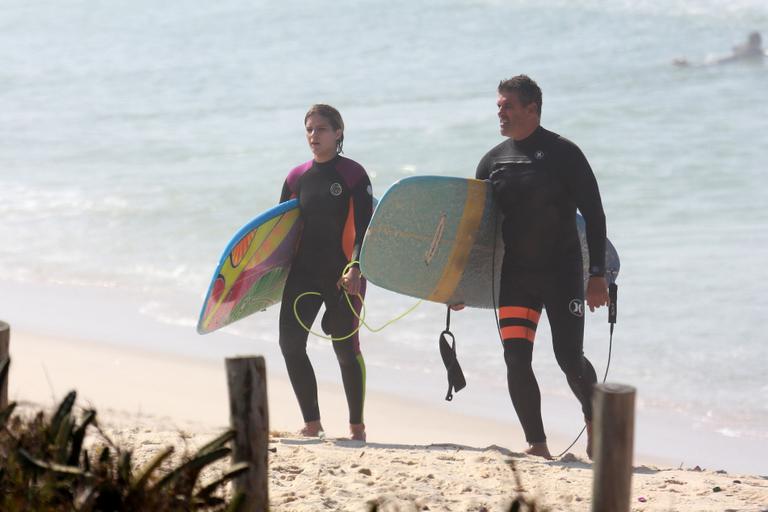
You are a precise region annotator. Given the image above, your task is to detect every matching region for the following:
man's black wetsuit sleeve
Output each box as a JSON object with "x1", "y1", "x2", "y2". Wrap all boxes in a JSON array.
[
  {"x1": 564, "y1": 146, "x2": 606, "y2": 274},
  {"x1": 475, "y1": 152, "x2": 492, "y2": 180},
  {"x1": 350, "y1": 174, "x2": 373, "y2": 266}
]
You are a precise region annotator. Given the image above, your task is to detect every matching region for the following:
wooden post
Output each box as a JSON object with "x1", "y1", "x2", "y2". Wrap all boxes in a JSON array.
[
  {"x1": 226, "y1": 356, "x2": 269, "y2": 511},
  {"x1": 0, "y1": 321, "x2": 10, "y2": 410},
  {"x1": 591, "y1": 383, "x2": 636, "y2": 512}
]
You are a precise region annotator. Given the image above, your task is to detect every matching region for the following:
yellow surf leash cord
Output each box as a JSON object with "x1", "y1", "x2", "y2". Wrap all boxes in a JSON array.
[{"x1": 293, "y1": 260, "x2": 422, "y2": 341}]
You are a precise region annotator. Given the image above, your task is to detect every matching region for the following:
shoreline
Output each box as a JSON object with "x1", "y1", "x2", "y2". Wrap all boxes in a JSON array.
[
  {"x1": 1, "y1": 329, "x2": 729, "y2": 470},
  {"x1": 9, "y1": 329, "x2": 577, "y2": 453},
  {"x1": 2, "y1": 279, "x2": 766, "y2": 475}
]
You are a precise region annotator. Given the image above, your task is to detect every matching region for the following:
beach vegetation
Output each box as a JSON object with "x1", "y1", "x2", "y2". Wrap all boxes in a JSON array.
[{"x1": 0, "y1": 391, "x2": 247, "y2": 512}]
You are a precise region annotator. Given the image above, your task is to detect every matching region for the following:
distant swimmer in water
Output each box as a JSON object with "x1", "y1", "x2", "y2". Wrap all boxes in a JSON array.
[{"x1": 673, "y1": 31, "x2": 766, "y2": 67}]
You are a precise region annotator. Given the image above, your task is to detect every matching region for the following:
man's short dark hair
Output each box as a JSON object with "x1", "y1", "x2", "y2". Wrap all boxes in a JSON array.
[{"x1": 498, "y1": 75, "x2": 542, "y2": 115}]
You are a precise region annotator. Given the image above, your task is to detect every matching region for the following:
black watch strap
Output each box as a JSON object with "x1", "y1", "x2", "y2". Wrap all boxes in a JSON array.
[{"x1": 589, "y1": 266, "x2": 605, "y2": 277}]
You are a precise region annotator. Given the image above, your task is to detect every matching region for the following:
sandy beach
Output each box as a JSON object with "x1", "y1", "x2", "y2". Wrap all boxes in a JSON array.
[{"x1": 6, "y1": 330, "x2": 767, "y2": 511}]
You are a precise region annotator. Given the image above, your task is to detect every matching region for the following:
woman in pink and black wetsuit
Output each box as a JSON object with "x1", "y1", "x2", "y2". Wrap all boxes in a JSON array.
[{"x1": 278, "y1": 104, "x2": 373, "y2": 442}]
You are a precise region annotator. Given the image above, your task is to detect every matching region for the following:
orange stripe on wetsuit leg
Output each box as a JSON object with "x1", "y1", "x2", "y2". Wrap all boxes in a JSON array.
[
  {"x1": 500, "y1": 325, "x2": 537, "y2": 342},
  {"x1": 342, "y1": 197, "x2": 356, "y2": 260},
  {"x1": 499, "y1": 306, "x2": 541, "y2": 324}
]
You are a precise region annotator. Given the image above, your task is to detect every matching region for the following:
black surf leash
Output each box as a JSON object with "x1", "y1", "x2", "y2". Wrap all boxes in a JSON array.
[
  {"x1": 439, "y1": 306, "x2": 467, "y2": 401},
  {"x1": 433, "y1": 207, "x2": 620, "y2": 462},
  {"x1": 552, "y1": 281, "x2": 617, "y2": 458},
  {"x1": 485, "y1": 211, "x2": 620, "y2": 459}
]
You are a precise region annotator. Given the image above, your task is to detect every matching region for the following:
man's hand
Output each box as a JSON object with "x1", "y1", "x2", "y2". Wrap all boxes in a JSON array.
[
  {"x1": 338, "y1": 266, "x2": 362, "y2": 296},
  {"x1": 449, "y1": 303, "x2": 465, "y2": 311},
  {"x1": 586, "y1": 276, "x2": 609, "y2": 312}
]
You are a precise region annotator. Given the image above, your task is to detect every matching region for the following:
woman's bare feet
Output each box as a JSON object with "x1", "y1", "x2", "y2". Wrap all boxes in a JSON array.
[
  {"x1": 349, "y1": 423, "x2": 366, "y2": 442},
  {"x1": 525, "y1": 442, "x2": 553, "y2": 459},
  {"x1": 300, "y1": 420, "x2": 324, "y2": 437}
]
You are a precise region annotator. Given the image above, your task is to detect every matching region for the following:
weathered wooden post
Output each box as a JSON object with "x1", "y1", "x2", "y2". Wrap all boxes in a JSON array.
[
  {"x1": 0, "y1": 321, "x2": 10, "y2": 410},
  {"x1": 226, "y1": 356, "x2": 269, "y2": 511},
  {"x1": 591, "y1": 383, "x2": 636, "y2": 512}
]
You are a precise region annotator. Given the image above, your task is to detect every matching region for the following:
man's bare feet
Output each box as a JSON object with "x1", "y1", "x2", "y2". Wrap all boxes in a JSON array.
[
  {"x1": 585, "y1": 419, "x2": 593, "y2": 460},
  {"x1": 525, "y1": 442, "x2": 553, "y2": 459},
  {"x1": 300, "y1": 420, "x2": 324, "y2": 437},
  {"x1": 350, "y1": 423, "x2": 366, "y2": 442}
]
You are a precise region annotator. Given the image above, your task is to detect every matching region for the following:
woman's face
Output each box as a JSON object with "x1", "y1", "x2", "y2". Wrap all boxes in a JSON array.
[{"x1": 305, "y1": 113, "x2": 342, "y2": 163}]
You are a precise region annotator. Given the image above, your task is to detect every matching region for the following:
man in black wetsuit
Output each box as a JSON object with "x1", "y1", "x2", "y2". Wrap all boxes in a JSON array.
[{"x1": 474, "y1": 75, "x2": 609, "y2": 459}]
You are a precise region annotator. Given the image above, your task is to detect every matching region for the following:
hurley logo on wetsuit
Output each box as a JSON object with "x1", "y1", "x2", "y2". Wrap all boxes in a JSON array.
[
  {"x1": 330, "y1": 182, "x2": 343, "y2": 196},
  {"x1": 569, "y1": 299, "x2": 584, "y2": 317},
  {"x1": 534, "y1": 150, "x2": 545, "y2": 160}
]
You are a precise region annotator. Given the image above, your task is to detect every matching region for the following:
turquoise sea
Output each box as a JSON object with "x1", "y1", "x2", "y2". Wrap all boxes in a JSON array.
[{"x1": 1, "y1": 0, "x2": 767, "y2": 474}]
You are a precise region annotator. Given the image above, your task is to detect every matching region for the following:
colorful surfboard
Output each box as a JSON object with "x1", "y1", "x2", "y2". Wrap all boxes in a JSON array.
[
  {"x1": 197, "y1": 199, "x2": 302, "y2": 334},
  {"x1": 359, "y1": 176, "x2": 620, "y2": 309}
]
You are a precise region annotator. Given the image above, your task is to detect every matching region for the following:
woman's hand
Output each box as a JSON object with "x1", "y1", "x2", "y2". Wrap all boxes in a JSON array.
[{"x1": 338, "y1": 266, "x2": 362, "y2": 296}]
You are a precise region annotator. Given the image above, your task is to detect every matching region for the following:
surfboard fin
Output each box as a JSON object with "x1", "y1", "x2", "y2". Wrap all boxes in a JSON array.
[{"x1": 439, "y1": 307, "x2": 466, "y2": 401}]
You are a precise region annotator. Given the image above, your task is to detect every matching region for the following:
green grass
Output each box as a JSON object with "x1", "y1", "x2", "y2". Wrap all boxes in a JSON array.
[{"x1": 0, "y1": 391, "x2": 247, "y2": 512}]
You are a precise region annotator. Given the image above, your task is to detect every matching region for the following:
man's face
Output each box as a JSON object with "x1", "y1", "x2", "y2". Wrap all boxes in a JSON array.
[{"x1": 496, "y1": 91, "x2": 537, "y2": 139}]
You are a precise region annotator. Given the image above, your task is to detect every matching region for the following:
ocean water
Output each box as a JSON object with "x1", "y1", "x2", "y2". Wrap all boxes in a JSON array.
[{"x1": 1, "y1": 0, "x2": 767, "y2": 474}]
